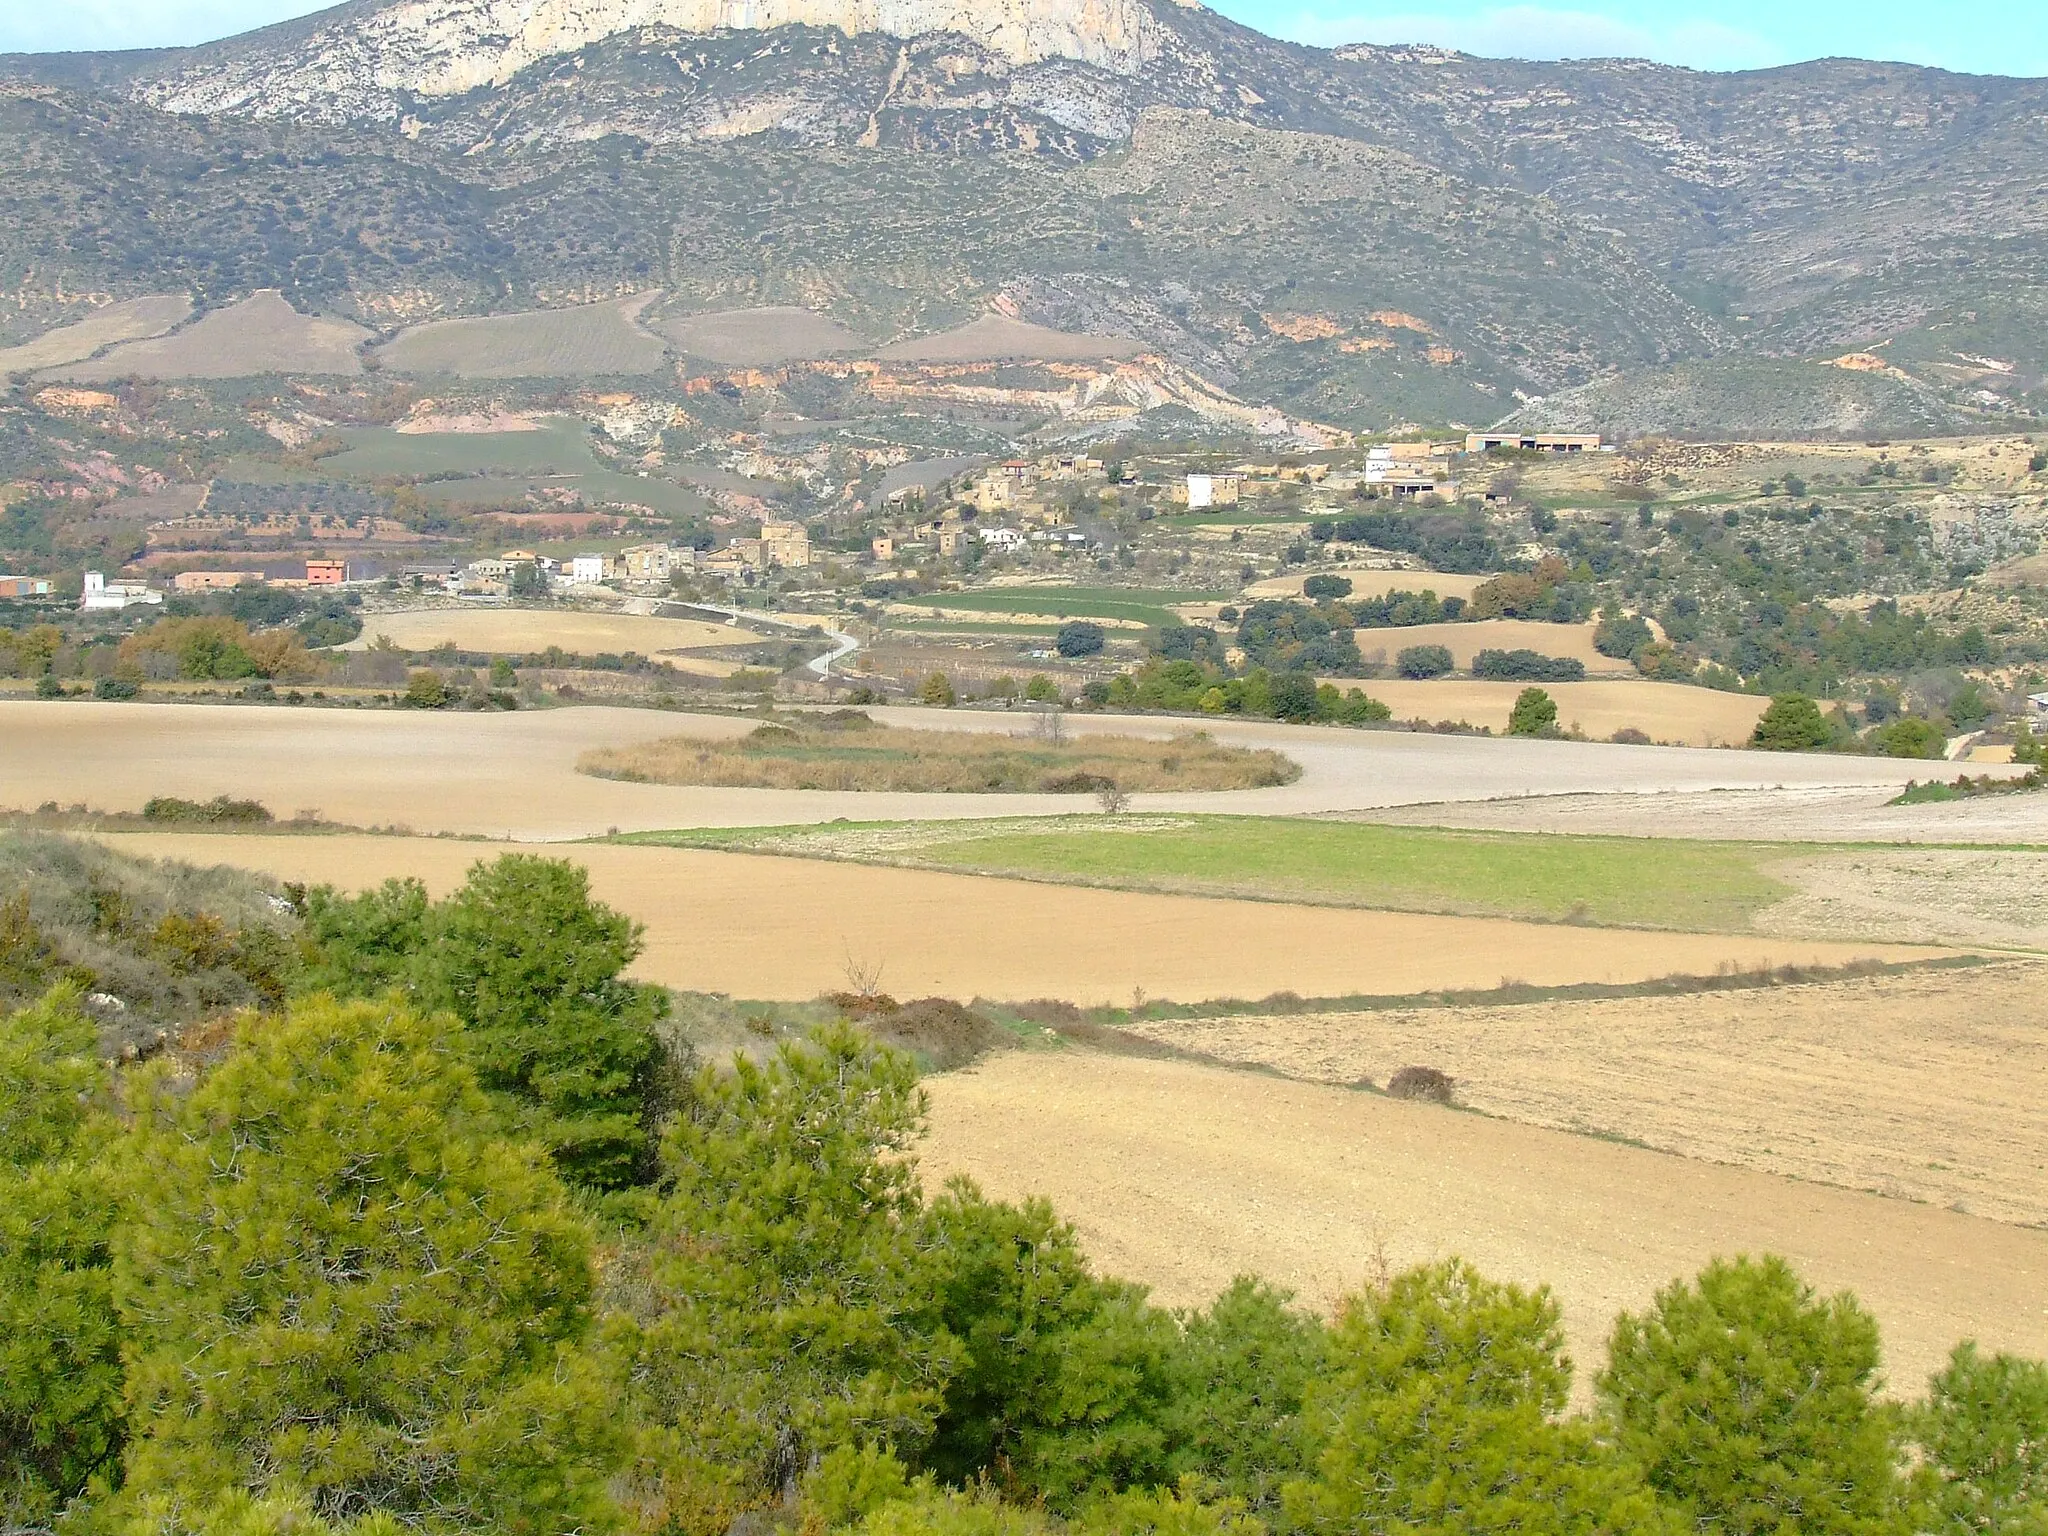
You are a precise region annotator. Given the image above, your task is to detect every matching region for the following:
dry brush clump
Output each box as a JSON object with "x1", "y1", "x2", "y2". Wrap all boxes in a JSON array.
[
  {"x1": 578, "y1": 718, "x2": 1300, "y2": 794},
  {"x1": 0, "y1": 833, "x2": 298, "y2": 1053},
  {"x1": 1387, "y1": 1065, "x2": 1457, "y2": 1104}
]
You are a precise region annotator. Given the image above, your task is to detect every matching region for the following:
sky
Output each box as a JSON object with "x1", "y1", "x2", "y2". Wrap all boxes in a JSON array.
[{"x1": 1, "y1": 0, "x2": 2042, "y2": 78}]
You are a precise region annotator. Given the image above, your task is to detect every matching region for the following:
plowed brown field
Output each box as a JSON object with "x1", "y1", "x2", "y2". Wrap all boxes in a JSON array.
[
  {"x1": 96, "y1": 833, "x2": 1944, "y2": 1004},
  {"x1": 1123, "y1": 960, "x2": 2048, "y2": 1225},
  {"x1": 919, "y1": 1051, "x2": 2048, "y2": 1399}
]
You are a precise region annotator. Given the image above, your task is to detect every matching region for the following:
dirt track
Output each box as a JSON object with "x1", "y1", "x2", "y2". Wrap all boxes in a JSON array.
[
  {"x1": 96, "y1": 834, "x2": 1945, "y2": 1004},
  {"x1": 0, "y1": 701, "x2": 1977, "y2": 839},
  {"x1": 920, "y1": 1051, "x2": 2048, "y2": 1399},
  {"x1": 1124, "y1": 960, "x2": 2048, "y2": 1225}
]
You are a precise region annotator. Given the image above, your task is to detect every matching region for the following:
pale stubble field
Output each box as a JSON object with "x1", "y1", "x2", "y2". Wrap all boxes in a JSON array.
[{"x1": 919, "y1": 1051, "x2": 2048, "y2": 1404}]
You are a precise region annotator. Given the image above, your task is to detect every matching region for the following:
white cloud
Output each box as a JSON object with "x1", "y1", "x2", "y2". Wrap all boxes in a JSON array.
[
  {"x1": 0, "y1": 0, "x2": 333, "y2": 54},
  {"x1": 1276, "y1": 5, "x2": 1784, "y2": 70}
]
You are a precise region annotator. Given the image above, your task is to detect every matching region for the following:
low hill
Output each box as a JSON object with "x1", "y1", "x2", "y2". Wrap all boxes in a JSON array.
[
  {"x1": 49, "y1": 292, "x2": 370, "y2": 382},
  {"x1": 1502, "y1": 360, "x2": 1976, "y2": 441},
  {"x1": 376, "y1": 294, "x2": 668, "y2": 378}
]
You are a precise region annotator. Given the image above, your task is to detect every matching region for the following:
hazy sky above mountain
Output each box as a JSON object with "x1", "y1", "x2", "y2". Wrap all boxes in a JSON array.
[{"x1": 1, "y1": 0, "x2": 2040, "y2": 77}]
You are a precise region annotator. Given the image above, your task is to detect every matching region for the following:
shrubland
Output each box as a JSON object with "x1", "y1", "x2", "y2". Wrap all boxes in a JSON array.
[
  {"x1": 2, "y1": 835, "x2": 2044, "y2": 1535},
  {"x1": 577, "y1": 718, "x2": 1300, "y2": 794}
]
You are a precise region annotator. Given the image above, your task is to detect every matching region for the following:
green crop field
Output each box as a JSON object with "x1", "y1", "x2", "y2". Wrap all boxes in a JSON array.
[
  {"x1": 321, "y1": 423, "x2": 706, "y2": 515},
  {"x1": 615, "y1": 815, "x2": 1795, "y2": 933},
  {"x1": 374, "y1": 298, "x2": 668, "y2": 378},
  {"x1": 898, "y1": 586, "x2": 1227, "y2": 628},
  {"x1": 323, "y1": 421, "x2": 597, "y2": 477}
]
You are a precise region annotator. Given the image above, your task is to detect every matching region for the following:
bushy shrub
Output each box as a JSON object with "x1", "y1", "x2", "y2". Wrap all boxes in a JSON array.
[
  {"x1": 1302, "y1": 574, "x2": 1353, "y2": 601},
  {"x1": 1749, "y1": 694, "x2": 1831, "y2": 752},
  {"x1": 1397, "y1": 644, "x2": 1454, "y2": 679},
  {"x1": 1911, "y1": 1341, "x2": 2048, "y2": 1536},
  {"x1": 1057, "y1": 622, "x2": 1107, "y2": 658},
  {"x1": 1600, "y1": 1255, "x2": 1903, "y2": 1536},
  {"x1": 1349, "y1": 589, "x2": 1465, "y2": 627},
  {"x1": 1387, "y1": 1065, "x2": 1456, "y2": 1104},
  {"x1": 1594, "y1": 614, "x2": 1655, "y2": 661},
  {"x1": 141, "y1": 796, "x2": 274, "y2": 825},
  {"x1": 1287, "y1": 1261, "x2": 1670, "y2": 1536},
  {"x1": 1869, "y1": 715, "x2": 1947, "y2": 759},
  {"x1": 859, "y1": 998, "x2": 1010, "y2": 1072},
  {"x1": 1474, "y1": 649, "x2": 1586, "y2": 683}
]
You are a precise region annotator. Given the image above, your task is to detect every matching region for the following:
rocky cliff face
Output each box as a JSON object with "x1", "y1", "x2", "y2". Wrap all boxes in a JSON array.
[{"x1": 134, "y1": 0, "x2": 1173, "y2": 120}]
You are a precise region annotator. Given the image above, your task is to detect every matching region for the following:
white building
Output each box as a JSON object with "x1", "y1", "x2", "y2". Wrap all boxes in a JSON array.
[
  {"x1": 566, "y1": 554, "x2": 612, "y2": 586},
  {"x1": 1186, "y1": 473, "x2": 1243, "y2": 510},
  {"x1": 79, "y1": 572, "x2": 162, "y2": 611},
  {"x1": 978, "y1": 527, "x2": 1026, "y2": 552}
]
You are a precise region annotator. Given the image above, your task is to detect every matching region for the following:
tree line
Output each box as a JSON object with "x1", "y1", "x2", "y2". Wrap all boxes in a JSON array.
[{"x1": 4, "y1": 852, "x2": 2044, "y2": 1536}]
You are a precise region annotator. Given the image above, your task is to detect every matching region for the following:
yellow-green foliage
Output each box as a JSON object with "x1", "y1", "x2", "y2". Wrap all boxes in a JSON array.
[
  {"x1": 108, "y1": 996, "x2": 620, "y2": 1535},
  {"x1": 0, "y1": 987, "x2": 123, "y2": 1528},
  {"x1": 580, "y1": 724, "x2": 1298, "y2": 794},
  {"x1": 0, "y1": 623, "x2": 62, "y2": 677},
  {"x1": 119, "y1": 615, "x2": 317, "y2": 683}
]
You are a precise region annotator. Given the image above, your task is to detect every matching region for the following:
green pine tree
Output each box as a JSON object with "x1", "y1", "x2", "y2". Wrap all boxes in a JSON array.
[
  {"x1": 0, "y1": 987, "x2": 125, "y2": 1527},
  {"x1": 414, "y1": 854, "x2": 672, "y2": 1192},
  {"x1": 1285, "y1": 1258, "x2": 1672, "y2": 1536},
  {"x1": 107, "y1": 995, "x2": 620, "y2": 1536},
  {"x1": 1750, "y1": 694, "x2": 1832, "y2": 751},
  {"x1": 622, "y1": 1024, "x2": 955, "y2": 1534},
  {"x1": 922, "y1": 1180, "x2": 1182, "y2": 1509},
  {"x1": 1911, "y1": 1342, "x2": 2048, "y2": 1536},
  {"x1": 1164, "y1": 1278, "x2": 1331, "y2": 1513},
  {"x1": 1598, "y1": 1255, "x2": 1905, "y2": 1536},
  {"x1": 1509, "y1": 687, "x2": 1560, "y2": 737},
  {"x1": 300, "y1": 855, "x2": 675, "y2": 1194}
]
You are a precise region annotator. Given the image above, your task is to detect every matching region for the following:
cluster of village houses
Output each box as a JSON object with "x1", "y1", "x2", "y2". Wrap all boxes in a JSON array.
[{"x1": 20, "y1": 434, "x2": 1609, "y2": 612}]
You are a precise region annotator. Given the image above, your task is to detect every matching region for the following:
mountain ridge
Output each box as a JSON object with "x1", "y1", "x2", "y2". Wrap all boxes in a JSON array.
[{"x1": 0, "y1": 0, "x2": 2041, "y2": 429}]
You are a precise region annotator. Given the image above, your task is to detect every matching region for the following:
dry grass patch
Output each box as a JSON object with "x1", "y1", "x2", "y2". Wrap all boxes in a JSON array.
[
  {"x1": 875, "y1": 315, "x2": 1144, "y2": 363},
  {"x1": 660, "y1": 306, "x2": 862, "y2": 363},
  {"x1": 579, "y1": 716, "x2": 1299, "y2": 794}
]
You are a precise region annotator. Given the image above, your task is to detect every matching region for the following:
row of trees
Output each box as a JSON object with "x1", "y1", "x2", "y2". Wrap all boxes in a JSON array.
[
  {"x1": 1749, "y1": 694, "x2": 1961, "y2": 758},
  {"x1": 6, "y1": 850, "x2": 2044, "y2": 1535},
  {"x1": 1080, "y1": 660, "x2": 1391, "y2": 725}
]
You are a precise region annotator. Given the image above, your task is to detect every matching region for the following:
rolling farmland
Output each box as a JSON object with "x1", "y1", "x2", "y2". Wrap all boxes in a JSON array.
[
  {"x1": 660, "y1": 305, "x2": 863, "y2": 363},
  {"x1": 95, "y1": 832, "x2": 1943, "y2": 1003},
  {"x1": 54, "y1": 292, "x2": 370, "y2": 380},
  {"x1": 920, "y1": 1050, "x2": 2048, "y2": 1401},
  {"x1": 2, "y1": 294, "x2": 192, "y2": 375},
  {"x1": 375, "y1": 294, "x2": 668, "y2": 377}
]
